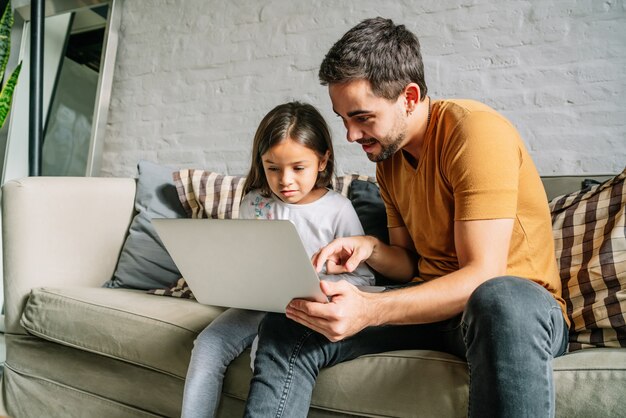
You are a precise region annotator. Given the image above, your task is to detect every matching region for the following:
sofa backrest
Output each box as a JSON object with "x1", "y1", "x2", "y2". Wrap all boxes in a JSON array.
[
  {"x1": 541, "y1": 175, "x2": 614, "y2": 201},
  {"x1": 1, "y1": 177, "x2": 136, "y2": 334},
  {"x1": 0, "y1": 173, "x2": 615, "y2": 335}
]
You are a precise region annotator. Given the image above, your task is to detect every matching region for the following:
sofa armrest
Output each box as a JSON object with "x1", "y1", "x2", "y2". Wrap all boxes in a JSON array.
[{"x1": 2, "y1": 177, "x2": 136, "y2": 334}]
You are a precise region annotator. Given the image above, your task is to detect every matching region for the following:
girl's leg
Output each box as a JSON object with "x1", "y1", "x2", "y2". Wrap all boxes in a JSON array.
[{"x1": 182, "y1": 308, "x2": 265, "y2": 418}]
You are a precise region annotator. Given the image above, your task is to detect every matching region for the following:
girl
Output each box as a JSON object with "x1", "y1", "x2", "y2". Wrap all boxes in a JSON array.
[{"x1": 181, "y1": 101, "x2": 375, "y2": 418}]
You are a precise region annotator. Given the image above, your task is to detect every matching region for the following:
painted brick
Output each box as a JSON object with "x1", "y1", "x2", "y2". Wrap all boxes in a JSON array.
[{"x1": 101, "y1": 0, "x2": 626, "y2": 178}]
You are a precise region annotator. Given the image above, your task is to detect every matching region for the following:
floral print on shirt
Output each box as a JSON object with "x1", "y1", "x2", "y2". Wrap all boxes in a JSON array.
[{"x1": 250, "y1": 195, "x2": 273, "y2": 219}]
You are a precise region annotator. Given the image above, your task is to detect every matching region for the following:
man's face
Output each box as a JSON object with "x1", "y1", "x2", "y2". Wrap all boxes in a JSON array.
[{"x1": 329, "y1": 79, "x2": 408, "y2": 162}]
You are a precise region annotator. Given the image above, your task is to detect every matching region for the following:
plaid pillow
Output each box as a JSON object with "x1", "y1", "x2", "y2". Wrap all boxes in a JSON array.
[
  {"x1": 332, "y1": 174, "x2": 376, "y2": 196},
  {"x1": 174, "y1": 169, "x2": 247, "y2": 219},
  {"x1": 550, "y1": 168, "x2": 626, "y2": 351},
  {"x1": 174, "y1": 171, "x2": 376, "y2": 220},
  {"x1": 147, "y1": 277, "x2": 195, "y2": 299},
  {"x1": 146, "y1": 170, "x2": 246, "y2": 299},
  {"x1": 150, "y1": 172, "x2": 378, "y2": 299}
]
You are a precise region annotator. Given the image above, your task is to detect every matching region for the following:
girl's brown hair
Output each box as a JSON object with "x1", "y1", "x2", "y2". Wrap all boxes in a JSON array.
[{"x1": 243, "y1": 102, "x2": 335, "y2": 197}]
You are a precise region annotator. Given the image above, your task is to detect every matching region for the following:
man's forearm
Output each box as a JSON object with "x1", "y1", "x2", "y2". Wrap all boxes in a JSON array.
[
  {"x1": 366, "y1": 218, "x2": 514, "y2": 326},
  {"x1": 365, "y1": 236, "x2": 419, "y2": 282},
  {"x1": 366, "y1": 265, "x2": 490, "y2": 326}
]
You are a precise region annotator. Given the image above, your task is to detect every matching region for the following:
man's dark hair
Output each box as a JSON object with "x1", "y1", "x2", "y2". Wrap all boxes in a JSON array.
[{"x1": 319, "y1": 17, "x2": 427, "y2": 101}]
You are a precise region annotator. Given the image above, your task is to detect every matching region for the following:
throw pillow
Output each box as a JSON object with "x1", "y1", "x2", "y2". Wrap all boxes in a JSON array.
[
  {"x1": 550, "y1": 168, "x2": 626, "y2": 351},
  {"x1": 147, "y1": 277, "x2": 195, "y2": 299},
  {"x1": 332, "y1": 173, "x2": 375, "y2": 197},
  {"x1": 174, "y1": 172, "x2": 376, "y2": 219},
  {"x1": 347, "y1": 178, "x2": 393, "y2": 286},
  {"x1": 104, "y1": 160, "x2": 187, "y2": 290},
  {"x1": 174, "y1": 169, "x2": 247, "y2": 219},
  {"x1": 148, "y1": 170, "x2": 246, "y2": 298},
  {"x1": 348, "y1": 179, "x2": 389, "y2": 245},
  {"x1": 157, "y1": 172, "x2": 389, "y2": 297}
]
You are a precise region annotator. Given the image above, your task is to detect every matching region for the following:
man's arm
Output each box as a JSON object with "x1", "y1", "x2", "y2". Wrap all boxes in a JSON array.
[
  {"x1": 312, "y1": 226, "x2": 418, "y2": 282},
  {"x1": 288, "y1": 218, "x2": 514, "y2": 341}
]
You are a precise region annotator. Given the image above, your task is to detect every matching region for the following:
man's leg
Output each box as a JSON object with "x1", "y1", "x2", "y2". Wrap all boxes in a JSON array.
[
  {"x1": 462, "y1": 276, "x2": 569, "y2": 418},
  {"x1": 244, "y1": 312, "x2": 465, "y2": 418}
]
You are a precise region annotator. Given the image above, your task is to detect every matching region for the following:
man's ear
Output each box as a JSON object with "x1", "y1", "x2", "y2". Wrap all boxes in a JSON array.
[
  {"x1": 402, "y1": 83, "x2": 421, "y2": 114},
  {"x1": 319, "y1": 150, "x2": 331, "y2": 171}
]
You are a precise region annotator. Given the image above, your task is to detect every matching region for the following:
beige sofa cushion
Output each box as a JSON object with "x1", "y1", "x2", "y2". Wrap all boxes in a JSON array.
[
  {"x1": 220, "y1": 347, "x2": 470, "y2": 417},
  {"x1": 16, "y1": 288, "x2": 626, "y2": 417},
  {"x1": 20, "y1": 287, "x2": 225, "y2": 378}
]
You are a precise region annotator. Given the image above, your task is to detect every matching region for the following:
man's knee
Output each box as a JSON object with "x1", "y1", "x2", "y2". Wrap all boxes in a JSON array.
[{"x1": 464, "y1": 276, "x2": 541, "y2": 326}]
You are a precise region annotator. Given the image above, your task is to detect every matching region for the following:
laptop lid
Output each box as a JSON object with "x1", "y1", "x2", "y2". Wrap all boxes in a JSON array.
[{"x1": 152, "y1": 218, "x2": 327, "y2": 313}]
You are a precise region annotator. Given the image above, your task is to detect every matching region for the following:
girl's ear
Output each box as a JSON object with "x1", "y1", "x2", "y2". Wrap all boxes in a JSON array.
[{"x1": 319, "y1": 150, "x2": 331, "y2": 171}]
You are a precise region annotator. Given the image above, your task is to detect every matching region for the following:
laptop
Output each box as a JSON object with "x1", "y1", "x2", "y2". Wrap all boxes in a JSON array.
[{"x1": 152, "y1": 218, "x2": 332, "y2": 313}]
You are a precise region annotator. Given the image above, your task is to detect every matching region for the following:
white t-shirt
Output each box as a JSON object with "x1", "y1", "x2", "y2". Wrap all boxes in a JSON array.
[
  {"x1": 239, "y1": 189, "x2": 375, "y2": 287},
  {"x1": 241, "y1": 188, "x2": 376, "y2": 369}
]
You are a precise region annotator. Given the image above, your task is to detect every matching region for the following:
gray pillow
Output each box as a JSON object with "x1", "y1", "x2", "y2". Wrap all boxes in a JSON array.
[{"x1": 103, "y1": 160, "x2": 186, "y2": 289}]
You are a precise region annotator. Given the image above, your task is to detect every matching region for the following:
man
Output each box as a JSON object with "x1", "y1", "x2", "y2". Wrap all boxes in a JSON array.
[{"x1": 244, "y1": 17, "x2": 569, "y2": 418}]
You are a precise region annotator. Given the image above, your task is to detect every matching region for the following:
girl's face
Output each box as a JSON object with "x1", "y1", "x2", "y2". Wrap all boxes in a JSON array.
[{"x1": 261, "y1": 137, "x2": 329, "y2": 204}]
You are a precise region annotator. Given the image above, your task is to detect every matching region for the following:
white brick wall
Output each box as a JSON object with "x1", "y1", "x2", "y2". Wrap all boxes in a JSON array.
[{"x1": 100, "y1": 0, "x2": 626, "y2": 178}]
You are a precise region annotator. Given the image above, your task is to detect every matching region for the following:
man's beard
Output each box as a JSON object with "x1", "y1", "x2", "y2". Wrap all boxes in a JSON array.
[
  {"x1": 360, "y1": 130, "x2": 406, "y2": 162},
  {"x1": 360, "y1": 110, "x2": 407, "y2": 162}
]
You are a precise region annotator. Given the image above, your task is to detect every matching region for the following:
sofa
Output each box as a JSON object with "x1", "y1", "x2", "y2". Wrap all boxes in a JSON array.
[{"x1": 1, "y1": 166, "x2": 625, "y2": 418}]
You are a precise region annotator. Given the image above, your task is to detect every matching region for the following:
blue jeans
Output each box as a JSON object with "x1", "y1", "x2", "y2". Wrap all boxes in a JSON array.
[
  {"x1": 182, "y1": 308, "x2": 265, "y2": 418},
  {"x1": 243, "y1": 276, "x2": 569, "y2": 418}
]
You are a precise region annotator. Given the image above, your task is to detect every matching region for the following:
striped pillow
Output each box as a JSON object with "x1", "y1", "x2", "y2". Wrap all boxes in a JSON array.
[
  {"x1": 174, "y1": 169, "x2": 246, "y2": 219},
  {"x1": 155, "y1": 172, "x2": 377, "y2": 298},
  {"x1": 174, "y1": 171, "x2": 376, "y2": 220},
  {"x1": 332, "y1": 173, "x2": 377, "y2": 196},
  {"x1": 148, "y1": 278, "x2": 196, "y2": 299},
  {"x1": 550, "y1": 168, "x2": 626, "y2": 351}
]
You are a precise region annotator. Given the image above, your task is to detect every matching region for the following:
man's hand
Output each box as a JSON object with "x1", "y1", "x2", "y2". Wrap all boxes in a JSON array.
[
  {"x1": 289, "y1": 218, "x2": 517, "y2": 340},
  {"x1": 312, "y1": 236, "x2": 375, "y2": 274},
  {"x1": 285, "y1": 280, "x2": 376, "y2": 342}
]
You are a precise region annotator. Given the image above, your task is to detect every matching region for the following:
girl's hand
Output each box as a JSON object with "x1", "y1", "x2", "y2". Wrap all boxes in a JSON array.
[
  {"x1": 286, "y1": 280, "x2": 376, "y2": 342},
  {"x1": 312, "y1": 236, "x2": 375, "y2": 274}
]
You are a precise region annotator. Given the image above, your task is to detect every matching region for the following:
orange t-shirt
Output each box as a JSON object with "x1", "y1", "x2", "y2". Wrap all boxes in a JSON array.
[{"x1": 376, "y1": 99, "x2": 567, "y2": 325}]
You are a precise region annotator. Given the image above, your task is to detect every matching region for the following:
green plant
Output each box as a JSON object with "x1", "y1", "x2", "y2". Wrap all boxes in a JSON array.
[{"x1": 0, "y1": 0, "x2": 20, "y2": 129}]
